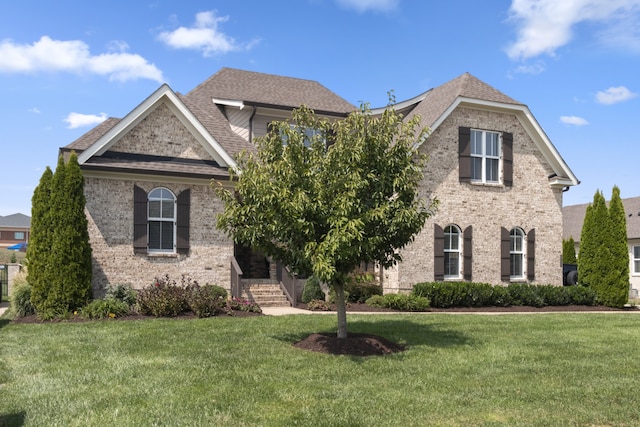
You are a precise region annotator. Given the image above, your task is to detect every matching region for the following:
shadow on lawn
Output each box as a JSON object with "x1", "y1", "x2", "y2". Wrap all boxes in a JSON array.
[
  {"x1": 0, "y1": 411, "x2": 26, "y2": 426},
  {"x1": 275, "y1": 317, "x2": 472, "y2": 351}
]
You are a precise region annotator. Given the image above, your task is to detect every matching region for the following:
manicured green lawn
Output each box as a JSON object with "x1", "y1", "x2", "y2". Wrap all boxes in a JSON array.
[{"x1": 1, "y1": 313, "x2": 639, "y2": 426}]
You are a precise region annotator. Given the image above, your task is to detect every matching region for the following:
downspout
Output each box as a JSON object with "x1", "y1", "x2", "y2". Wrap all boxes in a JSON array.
[{"x1": 248, "y1": 105, "x2": 257, "y2": 143}]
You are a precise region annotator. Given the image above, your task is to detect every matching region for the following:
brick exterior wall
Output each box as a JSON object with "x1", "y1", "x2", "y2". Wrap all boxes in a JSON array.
[
  {"x1": 83, "y1": 103, "x2": 234, "y2": 296},
  {"x1": 384, "y1": 106, "x2": 564, "y2": 292}
]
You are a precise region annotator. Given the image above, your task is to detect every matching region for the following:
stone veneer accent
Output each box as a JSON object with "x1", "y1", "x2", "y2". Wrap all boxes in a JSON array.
[{"x1": 384, "y1": 106, "x2": 564, "y2": 292}]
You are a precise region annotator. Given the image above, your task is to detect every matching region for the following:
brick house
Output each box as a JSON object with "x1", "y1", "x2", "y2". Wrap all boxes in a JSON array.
[
  {"x1": 0, "y1": 213, "x2": 30, "y2": 248},
  {"x1": 60, "y1": 68, "x2": 578, "y2": 303}
]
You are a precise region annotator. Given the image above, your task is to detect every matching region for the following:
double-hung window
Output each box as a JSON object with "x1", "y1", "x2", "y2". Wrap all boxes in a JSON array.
[
  {"x1": 510, "y1": 228, "x2": 525, "y2": 279},
  {"x1": 471, "y1": 129, "x2": 501, "y2": 183},
  {"x1": 444, "y1": 225, "x2": 461, "y2": 278},
  {"x1": 148, "y1": 188, "x2": 176, "y2": 252},
  {"x1": 634, "y1": 246, "x2": 640, "y2": 274}
]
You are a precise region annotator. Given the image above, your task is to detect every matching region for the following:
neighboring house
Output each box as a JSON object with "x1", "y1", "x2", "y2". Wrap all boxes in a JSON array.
[
  {"x1": 0, "y1": 213, "x2": 30, "y2": 248},
  {"x1": 563, "y1": 197, "x2": 640, "y2": 296},
  {"x1": 60, "y1": 68, "x2": 578, "y2": 302}
]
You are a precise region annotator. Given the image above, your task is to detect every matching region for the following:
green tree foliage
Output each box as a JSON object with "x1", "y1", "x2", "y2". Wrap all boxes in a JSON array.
[
  {"x1": 578, "y1": 191, "x2": 607, "y2": 290},
  {"x1": 30, "y1": 153, "x2": 92, "y2": 315},
  {"x1": 27, "y1": 166, "x2": 53, "y2": 310},
  {"x1": 578, "y1": 187, "x2": 629, "y2": 307},
  {"x1": 562, "y1": 237, "x2": 577, "y2": 264},
  {"x1": 216, "y1": 103, "x2": 437, "y2": 337},
  {"x1": 603, "y1": 186, "x2": 629, "y2": 307}
]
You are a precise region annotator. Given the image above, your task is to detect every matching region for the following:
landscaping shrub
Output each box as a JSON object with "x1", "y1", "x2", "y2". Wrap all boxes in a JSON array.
[
  {"x1": 366, "y1": 294, "x2": 430, "y2": 311},
  {"x1": 81, "y1": 299, "x2": 130, "y2": 319},
  {"x1": 136, "y1": 275, "x2": 188, "y2": 317},
  {"x1": 345, "y1": 273, "x2": 382, "y2": 303},
  {"x1": 507, "y1": 283, "x2": 545, "y2": 307},
  {"x1": 413, "y1": 281, "x2": 598, "y2": 309},
  {"x1": 10, "y1": 283, "x2": 35, "y2": 318},
  {"x1": 301, "y1": 276, "x2": 324, "y2": 303},
  {"x1": 105, "y1": 283, "x2": 137, "y2": 306},
  {"x1": 228, "y1": 297, "x2": 262, "y2": 314},
  {"x1": 566, "y1": 285, "x2": 598, "y2": 306},
  {"x1": 186, "y1": 284, "x2": 228, "y2": 318},
  {"x1": 306, "y1": 299, "x2": 331, "y2": 311}
]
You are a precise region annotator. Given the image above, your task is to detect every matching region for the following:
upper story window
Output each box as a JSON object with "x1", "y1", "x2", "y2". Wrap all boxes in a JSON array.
[
  {"x1": 510, "y1": 228, "x2": 525, "y2": 279},
  {"x1": 444, "y1": 225, "x2": 461, "y2": 279},
  {"x1": 148, "y1": 188, "x2": 176, "y2": 252},
  {"x1": 471, "y1": 130, "x2": 500, "y2": 183},
  {"x1": 459, "y1": 127, "x2": 513, "y2": 187}
]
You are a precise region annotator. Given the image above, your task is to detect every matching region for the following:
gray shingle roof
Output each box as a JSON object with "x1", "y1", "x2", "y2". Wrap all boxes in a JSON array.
[
  {"x1": 563, "y1": 196, "x2": 640, "y2": 242},
  {"x1": 409, "y1": 72, "x2": 522, "y2": 128},
  {"x1": 185, "y1": 68, "x2": 355, "y2": 114},
  {"x1": 0, "y1": 213, "x2": 31, "y2": 228},
  {"x1": 66, "y1": 117, "x2": 120, "y2": 152}
]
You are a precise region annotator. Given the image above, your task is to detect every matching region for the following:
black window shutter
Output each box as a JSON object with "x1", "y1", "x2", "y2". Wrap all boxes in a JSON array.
[
  {"x1": 434, "y1": 224, "x2": 445, "y2": 281},
  {"x1": 176, "y1": 189, "x2": 190, "y2": 255},
  {"x1": 501, "y1": 227, "x2": 511, "y2": 282},
  {"x1": 527, "y1": 228, "x2": 535, "y2": 281},
  {"x1": 503, "y1": 132, "x2": 513, "y2": 187},
  {"x1": 459, "y1": 127, "x2": 471, "y2": 183},
  {"x1": 433, "y1": 224, "x2": 444, "y2": 281},
  {"x1": 463, "y1": 226, "x2": 473, "y2": 281},
  {"x1": 133, "y1": 185, "x2": 147, "y2": 254}
]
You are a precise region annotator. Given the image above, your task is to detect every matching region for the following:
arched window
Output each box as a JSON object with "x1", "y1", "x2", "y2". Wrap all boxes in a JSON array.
[
  {"x1": 148, "y1": 187, "x2": 176, "y2": 252},
  {"x1": 444, "y1": 225, "x2": 461, "y2": 279},
  {"x1": 510, "y1": 228, "x2": 525, "y2": 279}
]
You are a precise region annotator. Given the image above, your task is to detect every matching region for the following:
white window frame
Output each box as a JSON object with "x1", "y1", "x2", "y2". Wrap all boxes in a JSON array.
[
  {"x1": 470, "y1": 129, "x2": 501, "y2": 184},
  {"x1": 510, "y1": 228, "x2": 526, "y2": 279},
  {"x1": 633, "y1": 246, "x2": 640, "y2": 275},
  {"x1": 444, "y1": 225, "x2": 462, "y2": 279},
  {"x1": 147, "y1": 187, "x2": 176, "y2": 253},
  {"x1": 14, "y1": 231, "x2": 24, "y2": 240}
]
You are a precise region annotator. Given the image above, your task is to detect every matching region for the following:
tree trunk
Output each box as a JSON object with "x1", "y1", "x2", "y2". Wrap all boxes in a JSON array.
[{"x1": 334, "y1": 281, "x2": 348, "y2": 339}]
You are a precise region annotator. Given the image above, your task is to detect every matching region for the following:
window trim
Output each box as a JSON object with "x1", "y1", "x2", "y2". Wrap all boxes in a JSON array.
[
  {"x1": 14, "y1": 231, "x2": 25, "y2": 240},
  {"x1": 444, "y1": 225, "x2": 462, "y2": 279},
  {"x1": 510, "y1": 227, "x2": 526, "y2": 280},
  {"x1": 470, "y1": 129, "x2": 501, "y2": 184},
  {"x1": 147, "y1": 187, "x2": 176, "y2": 253},
  {"x1": 633, "y1": 246, "x2": 640, "y2": 275}
]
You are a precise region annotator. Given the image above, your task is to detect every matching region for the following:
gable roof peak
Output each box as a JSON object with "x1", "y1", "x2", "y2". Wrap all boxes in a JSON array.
[{"x1": 444, "y1": 72, "x2": 522, "y2": 105}]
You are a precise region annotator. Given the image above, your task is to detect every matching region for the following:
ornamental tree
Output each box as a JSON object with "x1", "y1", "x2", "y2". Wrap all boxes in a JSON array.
[
  {"x1": 215, "y1": 103, "x2": 437, "y2": 338},
  {"x1": 604, "y1": 186, "x2": 629, "y2": 307}
]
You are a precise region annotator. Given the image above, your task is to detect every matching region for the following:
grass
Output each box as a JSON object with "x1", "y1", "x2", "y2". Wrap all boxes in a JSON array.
[{"x1": 1, "y1": 313, "x2": 640, "y2": 426}]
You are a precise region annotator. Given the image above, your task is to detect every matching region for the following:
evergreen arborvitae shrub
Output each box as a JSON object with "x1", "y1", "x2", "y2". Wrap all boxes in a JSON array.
[
  {"x1": 30, "y1": 154, "x2": 93, "y2": 316},
  {"x1": 302, "y1": 276, "x2": 324, "y2": 303},
  {"x1": 578, "y1": 191, "x2": 608, "y2": 291},
  {"x1": 562, "y1": 237, "x2": 577, "y2": 264},
  {"x1": 603, "y1": 186, "x2": 629, "y2": 307},
  {"x1": 27, "y1": 167, "x2": 53, "y2": 312}
]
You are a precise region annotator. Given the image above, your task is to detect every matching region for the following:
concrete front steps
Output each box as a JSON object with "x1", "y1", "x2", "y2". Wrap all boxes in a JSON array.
[{"x1": 240, "y1": 280, "x2": 291, "y2": 307}]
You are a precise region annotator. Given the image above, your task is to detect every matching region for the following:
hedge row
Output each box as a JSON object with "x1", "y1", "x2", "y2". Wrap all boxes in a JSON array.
[{"x1": 412, "y1": 282, "x2": 597, "y2": 308}]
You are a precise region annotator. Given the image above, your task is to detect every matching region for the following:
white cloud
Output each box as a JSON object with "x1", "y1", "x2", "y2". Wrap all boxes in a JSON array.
[
  {"x1": 335, "y1": 0, "x2": 399, "y2": 13},
  {"x1": 513, "y1": 60, "x2": 546, "y2": 75},
  {"x1": 506, "y1": 0, "x2": 640, "y2": 60},
  {"x1": 158, "y1": 11, "x2": 258, "y2": 57},
  {"x1": 560, "y1": 115, "x2": 589, "y2": 126},
  {"x1": 0, "y1": 36, "x2": 163, "y2": 82},
  {"x1": 596, "y1": 86, "x2": 638, "y2": 105},
  {"x1": 28, "y1": 107, "x2": 40, "y2": 114},
  {"x1": 64, "y1": 112, "x2": 108, "y2": 129}
]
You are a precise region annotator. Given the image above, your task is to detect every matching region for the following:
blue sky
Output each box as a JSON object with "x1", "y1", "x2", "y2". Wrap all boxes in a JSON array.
[{"x1": 1, "y1": 0, "x2": 639, "y2": 216}]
